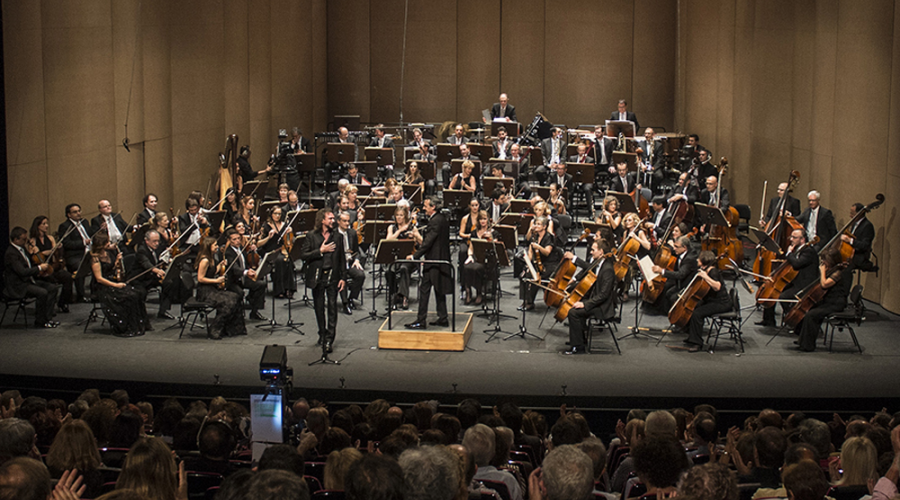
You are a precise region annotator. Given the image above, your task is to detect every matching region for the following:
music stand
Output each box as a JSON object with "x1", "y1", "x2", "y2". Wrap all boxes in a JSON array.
[
  {"x1": 356, "y1": 185, "x2": 372, "y2": 196},
  {"x1": 258, "y1": 200, "x2": 282, "y2": 217},
  {"x1": 371, "y1": 239, "x2": 417, "y2": 325},
  {"x1": 468, "y1": 238, "x2": 513, "y2": 341},
  {"x1": 606, "y1": 191, "x2": 639, "y2": 214},
  {"x1": 442, "y1": 190, "x2": 473, "y2": 211},
  {"x1": 290, "y1": 233, "x2": 312, "y2": 307},
  {"x1": 491, "y1": 121, "x2": 520, "y2": 137},
  {"x1": 406, "y1": 160, "x2": 435, "y2": 180},
  {"x1": 288, "y1": 209, "x2": 318, "y2": 234},
  {"x1": 363, "y1": 221, "x2": 392, "y2": 245},
  {"x1": 567, "y1": 163, "x2": 595, "y2": 185},
  {"x1": 611, "y1": 152, "x2": 638, "y2": 172},
  {"x1": 694, "y1": 203, "x2": 730, "y2": 229},
  {"x1": 435, "y1": 143, "x2": 461, "y2": 164},
  {"x1": 353, "y1": 161, "x2": 379, "y2": 182},
  {"x1": 749, "y1": 227, "x2": 782, "y2": 254},
  {"x1": 508, "y1": 199, "x2": 532, "y2": 213},
  {"x1": 242, "y1": 180, "x2": 268, "y2": 199},
  {"x1": 483, "y1": 177, "x2": 514, "y2": 197},
  {"x1": 494, "y1": 224, "x2": 519, "y2": 252},
  {"x1": 293, "y1": 152, "x2": 318, "y2": 197},
  {"x1": 326, "y1": 143, "x2": 356, "y2": 164},
  {"x1": 606, "y1": 120, "x2": 636, "y2": 138},
  {"x1": 204, "y1": 210, "x2": 227, "y2": 235},
  {"x1": 402, "y1": 184, "x2": 423, "y2": 205},
  {"x1": 450, "y1": 159, "x2": 482, "y2": 179},
  {"x1": 364, "y1": 148, "x2": 394, "y2": 179},
  {"x1": 468, "y1": 144, "x2": 494, "y2": 163},
  {"x1": 528, "y1": 146, "x2": 544, "y2": 167},
  {"x1": 256, "y1": 250, "x2": 303, "y2": 334},
  {"x1": 532, "y1": 186, "x2": 552, "y2": 201},
  {"x1": 499, "y1": 213, "x2": 532, "y2": 237}
]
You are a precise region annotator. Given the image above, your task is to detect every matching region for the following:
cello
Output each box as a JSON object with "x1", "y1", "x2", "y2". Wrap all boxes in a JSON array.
[
  {"x1": 754, "y1": 237, "x2": 819, "y2": 308},
  {"x1": 667, "y1": 273, "x2": 711, "y2": 328},
  {"x1": 553, "y1": 250, "x2": 614, "y2": 323},
  {"x1": 782, "y1": 261, "x2": 848, "y2": 328},
  {"x1": 544, "y1": 229, "x2": 592, "y2": 308},
  {"x1": 640, "y1": 219, "x2": 679, "y2": 304},
  {"x1": 753, "y1": 171, "x2": 801, "y2": 277}
]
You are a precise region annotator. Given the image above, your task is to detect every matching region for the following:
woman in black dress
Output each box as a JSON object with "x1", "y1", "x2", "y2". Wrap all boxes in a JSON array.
[
  {"x1": 385, "y1": 206, "x2": 420, "y2": 310},
  {"x1": 462, "y1": 210, "x2": 500, "y2": 305},
  {"x1": 682, "y1": 250, "x2": 731, "y2": 351},
  {"x1": 89, "y1": 232, "x2": 150, "y2": 337},
  {"x1": 28, "y1": 215, "x2": 73, "y2": 312},
  {"x1": 195, "y1": 237, "x2": 247, "y2": 339},
  {"x1": 259, "y1": 206, "x2": 297, "y2": 298}
]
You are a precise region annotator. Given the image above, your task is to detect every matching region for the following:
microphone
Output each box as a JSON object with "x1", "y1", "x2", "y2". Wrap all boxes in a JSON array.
[{"x1": 122, "y1": 138, "x2": 130, "y2": 153}]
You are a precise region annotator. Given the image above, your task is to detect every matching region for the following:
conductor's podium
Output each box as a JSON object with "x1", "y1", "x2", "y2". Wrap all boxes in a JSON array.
[{"x1": 378, "y1": 312, "x2": 473, "y2": 351}]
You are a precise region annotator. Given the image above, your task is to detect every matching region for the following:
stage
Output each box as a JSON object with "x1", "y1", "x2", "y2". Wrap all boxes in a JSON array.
[{"x1": 1, "y1": 269, "x2": 898, "y2": 413}]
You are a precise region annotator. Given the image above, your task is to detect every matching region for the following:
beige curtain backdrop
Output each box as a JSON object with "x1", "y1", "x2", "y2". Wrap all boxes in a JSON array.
[{"x1": 5, "y1": 0, "x2": 899, "y2": 312}]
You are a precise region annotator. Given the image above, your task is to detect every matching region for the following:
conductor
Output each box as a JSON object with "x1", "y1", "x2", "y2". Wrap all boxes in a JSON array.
[{"x1": 405, "y1": 196, "x2": 451, "y2": 329}]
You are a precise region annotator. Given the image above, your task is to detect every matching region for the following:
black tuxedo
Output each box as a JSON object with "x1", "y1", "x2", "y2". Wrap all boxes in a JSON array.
[
  {"x1": 491, "y1": 103, "x2": 517, "y2": 123},
  {"x1": 369, "y1": 136, "x2": 394, "y2": 149},
  {"x1": 650, "y1": 208, "x2": 673, "y2": 240},
  {"x1": 540, "y1": 137, "x2": 566, "y2": 165},
  {"x1": 224, "y1": 244, "x2": 266, "y2": 313},
  {"x1": 609, "y1": 111, "x2": 639, "y2": 130},
  {"x1": 413, "y1": 211, "x2": 451, "y2": 323},
  {"x1": 670, "y1": 183, "x2": 700, "y2": 205},
  {"x1": 567, "y1": 154, "x2": 595, "y2": 165},
  {"x1": 660, "y1": 248, "x2": 699, "y2": 313},
  {"x1": 345, "y1": 172, "x2": 369, "y2": 185},
  {"x1": 609, "y1": 174, "x2": 636, "y2": 194},
  {"x1": 636, "y1": 140, "x2": 664, "y2": 169},
  {"x1": 178, "y1": 213, "x2": 209, "y2": 248},
  {"x1": 135, "y1": 208, "x2": 156, "y2": 227},
  {"x1": 336, "y1": 227, "x2": 365, "y2": 304},
  {"x1": 692, "y1": 161, "x2": 717, "y2": 184},
  {"x1": 850, "y1": 216, "x2": 875, "y2": 267},
  {"x1": 3, "y1": 245, "x2": 60, "y2": 324},
  {"x1": 763, "y1": 195, "x2": 801, "y2": 223},
  {"x1": 300, "y1": 228, "x2": 347, "y2": 342},
  {"x1": 699, "y1": 188, "x2": 730, "y2": 210},
  {"x1": 592, "y1": 136, "x2": 617, "y2": 167},
  {"x1": 796, "y1": 206, "x2": 837, "y2": 249},
  {"x1": 291, "y1": 137, "x2": 311, "y2": 154},
  {"x1": 90, "y1": 213, "x2": 129, "y2": 246},
  {"x1": 546, "y1": 172, "x2": 574, "y2": 191},
  {"x1": 483, "y1": 201, "x2": 510, "y2": 223},
  {"x1": 567, "y1": 258, "x2": 617, "y2": 349},
  {"x1": 131, "y1": 244, "x2": 178, "y2": 315},
  {"x1": 58, "y1": 218, "x2": 94, "y2": 299}
]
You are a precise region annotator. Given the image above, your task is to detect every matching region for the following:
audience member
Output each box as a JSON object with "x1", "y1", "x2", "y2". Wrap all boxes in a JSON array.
[
  {"x1": 323, "y1": 447, "x2": 362, "y2": 490},
  {"x1": 46, "y1": 420, "x2": 104, "y2": 498},
  {"x1": 247, "y1": 469, "x2": 310, "y2": 500},
  {"x1": 345, "y1": 453, "x2": 406, "y2": 500},
  {"x1": 530, "y1": 444, "x2": 594, "y2": 500},
  {"x1": 463, "y1": 424, "x2": 523, "y2": 500},
  {"x1": 631, "y1": 434, "x2": 691, "y2": 497},
  {"x1": 258, "y1": 444, "x2": 305, "y2": 478},
  {"x1": 678, "y1": 463, "x2": 738, "y2": 500},
  {"x1": 782, "y1": 460, "x2": 829, "y2": 500},
  {"x1": 0, "y1": 418, "x2": 38, "y2": 464},
  {"x1": 115, "y1": 437, "x2": 186, "y2": 500},
  {"x1": 399, "y1": 445, "x2": 460, "y2": 500}
]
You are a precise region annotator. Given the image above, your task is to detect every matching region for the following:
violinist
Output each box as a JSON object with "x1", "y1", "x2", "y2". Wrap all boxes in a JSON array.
[
  {"x1": 89, "y1": 231, "x2": 149, "y2": 338},
  {"x1": 404, "y1": 161, "x2": 429, "y2": 196},
  {"x1": 756, "y1": 229, "x2": 818, "y2": 327},
  {"x1": 518, "y1": 216, "x2": 561, "y2": 312},
  {"x1": 458, "y1": 198, "x2": 481, "y2": 291},
  {"x1": 675, "y1": 250, "x2": 731, "y2": 352},
  {"x1": 759, "y1": 182, "x2": 801, "y2": 228},
  {"x1": 346, "y1": 187, "x2": 363, "y2": 224},
  {"x1": 178, "y1": 199, "x2": 209, "y2": 251},
  {"x1": 150, "y1": 213, "x2": 176, "y2": 249},
  {"x1": 135, "y1": 193, "x2": 158, "y2": 227},
  {"x1": 259, "y1": 206, "x2": 297, "y2": 300},
  {"x1": 385, "y1": 206, "x2": 420, "y2": 310},
  {"x1": 388, "y1": 184, "x2": 410, "y2": 209},
  {"x1": 449, "y1": 160, "x2": 478, "y2": 193},
  {"x1": 5, "y1": 227, "x2": 60, "y2": 328},
  {"x1": 524, "y1": 201, "x2": 558, "y2": 252},
  {"x1": 234, "y1": 195, "x2": 257, "y2": 229},
  {"x1": 371, "y1": 177, "x2": 397, "y2": 198},
  {"x1": 461, "y1": 210, "x2": 497, "y2": 305},
  {"x1": 561, "y1": 238, "x2": 616, "y2": 355},
  {"x1": 345, "y1": 163, "x2": 369, "y2": 186},
  {"x1": 597, "y1": 196, "x2": 622, "y2": 242},
  {"x1": 336, "y1": 210, "x2": 365, "y2": 314},
  {"x1": 28, "y1": 216, "x2": 73, "y2": 312},
  {"x1": 484, "y1": 188, "x2": 509, "y2": 225},
  {"x1": 222, "y1": 189, "x2": 240, "y2": 223},
  {"x1": 195, "y1": 236, "x2": 246, "y2": 339},
  {"x1": 58, "y1": 203, "x2": 95, "y2": 302},
  {"x1": 651, "y1": 235, "x2": 698, "y2": 313},
  {"x1": 299, "y1": 209, "x2": 347, "y2": 352},
  {"x1": 132, "y1": 229, "x2": 177, "y2": 320},
  {"x1": 547, "y1": 183, "x2": 567, "y2": 216},
  {"x1": 223, "y1": 228, "x2": 268, "y2": 321},
  {"x1": 284, "y1": 190, "x2": 303, "y2": 214},
  {"x1": 795, "y1": 247, "x2": 852, "y2": 352},
  {"x1": 91, "y1": 200, "x2": 128, "y2": 248},
  {"x1": 277, "y1": 183, "x2": 291, "y2": 204},
  {"x1": 188, "y1": 190, "x2": 208, "y2": 213}
]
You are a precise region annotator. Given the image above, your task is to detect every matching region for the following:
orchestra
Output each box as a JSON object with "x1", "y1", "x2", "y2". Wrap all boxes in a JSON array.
[{"x1": 9, "y1": 110, "x2": 882, "y2": 359}]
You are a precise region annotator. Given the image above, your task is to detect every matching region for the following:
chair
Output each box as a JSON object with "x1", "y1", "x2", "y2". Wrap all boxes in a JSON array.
[
  {"x1": 733, "y1": 204, "x2": 752, "y2": 237},
  {"x1": 824, "y1": 284, "x2": 864, "y2": 353},
  {"x1": 706, "y1": 289, "x2": 743, "y2": 353},
  {"x1": 0, "y1": 290, "x2": 34, "y2": 329},
  {"x1": 82, "y1": 292, "x2": 106, "y2": 333},
  {"x1": 179, "y1": 279, "x2": 215, "y2": 339},
  {"x1": 187, "y1": 472, "x2": 224, "y2": 500},
  {"x1": 586, "y1": 316, "x2": 621, "y2": 354},
  {"x1": 479, "y1": 480, "x2": 512, "y2": 500},
  {"x1": 305, "y1": 462, "x2": 326, "y2": 485},
  {"x1": 99, "y1": 447, "x2": 130, "y2": 468},
  {"x1": 304, "y1": 475, "x2": 324, "y2": 493},
  {"x1": 205, "y1": 486, "x2": 219, "y2": 500},
  {"x1": 514, "y1": 443, "x2": 539, "y2": 466},
  {"x1": 737, "y1": 483, "x2": 762, "y2": 500},
  {"x1": 827, "y1": 485, "x2": 870, "y2": 500},
  {"x1": 622, "y1": 476, "x2": 646, "y2": 499}
]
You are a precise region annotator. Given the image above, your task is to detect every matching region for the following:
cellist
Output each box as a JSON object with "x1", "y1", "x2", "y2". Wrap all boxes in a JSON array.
[
  {"x1": 561, "y1": 239, "x2": 616, "y2": 355},
  {"x1": 674, "y1": 250, "x2": 731, "y2": 352},
  {"x1": 756, "y1": 229, "x2": 818, "y2": 327},
  {"x1": 518, "y1": 216, "x2": 561, "y2": 312},
  {"x1": 651, "y1": 235, "x2": 698, "y2": 313},
  {"x1": 795, "y1": 247, "x2": 852, "y2": 352},
  {"x1": 759, "y1": 182, "x2": 801, "y2": 228}
]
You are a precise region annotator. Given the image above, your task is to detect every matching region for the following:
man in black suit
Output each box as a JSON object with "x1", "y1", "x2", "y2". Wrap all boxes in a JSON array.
[
  {"x1": 131, "y1": 229, "x2": 178, "y2": 320},
  {"x1": 58, "y1": 203, "x2": 94, "y2": 301},
  {"x1": 759, "y1": 182, "x2": 802, "y2": 228},
  {"x1": 91, "y1": 200, "x2": 129, "y2": 248},
  {"x1": 483, "y1": 188, "x2": 510, "y2": 224},
  {"x1": 368, "y1": 124, "x2": 394, "y2": 149},
  {"x1": 609, "y1": 99, "x2": 639, "y2": 131},
  {"x1": 508, "y1": 143, "x2": 531, "y2": 196},
  {"x1": 690, "y1": 149, "x2": 717, "y2": 185},
  {"x1": 843, "y1": 202, "x2": 877, "y2": 271},
  {"x1": 757, "y1": 229, "x2": 818, "y2": 327},
  {"x1": 668, "y1": 172, "x2": 700, "y2": 206},
  {"x1": 406, "y1": 196, "x2": 451, "y2": 329},
  {"x1": 492, "y1": 127, "x2": 512, "y2": 160},
  {"x1": 796, "y1": 190, "x2": 837, "y2": 250},
  {"x1": 135, "y1": 193, "x2": 158, "y2": 227},
  {"x1": 609, "y1": 162, "x2": 637, "y2": 194},
  {"x1": 344, "y1": 163, "x2": 369, "y2": 186},
  {"x1": 236, "y1": 145, "x2": 272, "y2": 186},
  {"x1": 566, "y1": 143, "x2": 595, "y2": 209},
  {"x1": 290, "y1": 127, "x2": 311, "y2": 153},
  {"x1": 562, "y1": 239, "x2": 617, "y2": 355},
  {"x1": 223, "y1": 229, "x2": 267, "y2": 322},
  {"x1": 698, "y1": 176, "x2": 730, "y2": 209},
  {"x1": 649, "y1": 197, "x2": 673, "y2": 241},
  {"x1": 299, "y1": 209, "x2": 346, "y2": 351},
  {"x1": 592, "y1": 124, "x2": 617, "y2": 176},
  {"x1": 636, "y1": 128, "x2": 665, "y2": 191},
  {"x1": 652, "y1": 236, "x2": 699, "y2": 314},
  {"x1": 490, "y1": 93, "x2": 517, "y2": 123},
  {"x1": 538, "y1": 127, "x2": 566, "y2": 183},
  {"x1": 4, "y1": 227, "x2": 60, "y2": 328},
  {"x1": 178, "y1": 199, "x2": 210, "y2": 253},
  {"x1": 447, "y1": 124, "x2": 468, "y2": 145},
  {"x1": 336, "y1": 210, "x2": 365, "y2": 314}
]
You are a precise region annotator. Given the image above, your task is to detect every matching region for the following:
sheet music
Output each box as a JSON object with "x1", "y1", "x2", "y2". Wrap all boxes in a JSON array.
[{"x1": 637, "y1": 256, "x2": 659, "y2": 282}]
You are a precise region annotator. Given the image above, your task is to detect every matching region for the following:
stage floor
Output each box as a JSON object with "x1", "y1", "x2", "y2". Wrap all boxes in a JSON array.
[{"x1": 1, "y1": 271, "x2": 898, "y2": 407}]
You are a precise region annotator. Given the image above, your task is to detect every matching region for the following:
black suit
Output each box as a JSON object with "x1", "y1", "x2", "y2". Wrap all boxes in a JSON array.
[
  {"x1": 763, "y1": 195, "x2": 801, "y2": 223},
  {"x1": 796, "y1": 206, "x2": 837, "y2": 250},
  {"x1": 483, "y1": 201, "x2": 509, "y2": 224},
  {"x1": 58, "y1": 218, "x2": 94, "y2": 300},
  {"x1": 850, "y1": 216, "x2": 876, "y2": 268},
  {"x1": 762, "y1": 244, "x2": 818, "y2": 325},
  {"x1": 224, "y1": 244, "x2": 266, "y2": 314},
  {"x1": 90, "y1": 214, "x2": 129, "y2": 249},
  {"x1": 178, "y1": 213, "x2": 209, "y2": 250},
  {"x1": 413, "y1": 211, "x2": 451, "y2": 324},
  {"x1": 300, "y1": 228, "x2": 347, "y2": 343},
  {"x1": 609, "y1": 173, "x2": 636, "y2": 194},
  {"x1": 493, "y1": 139, "x2": 512, "y2": 159},
  {"x1": 291, "y1": 137, "x2": 311, "y2": 153},
  {"x1": 698, "y1": 188, "x2": 730, "y2": 210},
  {"x1": 636, "y1": 140, "x2": 665, "y2": 189},
  {"x1": 369, "y1": 136, "x2": 394, "y2": 149},
  {"x1": 593, "y1": 136, "x2": 617, "y2": 169},
  {"x1": 4, "y1": 245, "x2": 60, "y2": 325},
  {"x1": 609, "y1": 111, "x2": 639, "y2": 130},
  {"x1": 131, "y1": 244, "x2": 178, "y2": 315},
  {"x1": 345, "y1": 172, "x2": 369, "y2": 185},
  {"x1": 670, "y1": 183, "x2": 700, "y2": 205},
  {"x1": 491, "y1": 103, "x2": 517, "y2": 123},
  {"x1": 336, "y1": 227, "x2": 365, "y2": 304},
  {"x1": 692, "y1": 161, "x2": 717, "y2": 184},
  {"x1": 660, "y1": 248, "x2": 699, "y2": 313},
  {"x1": 650, "y1": 208, "x2": 673, "y2": 241},
  {"x1": 568, "y1": 258, "x2": 616, "y2": 349},
  {"x1": 135, "y1": 208, "x2": 156, "y2": 227}
]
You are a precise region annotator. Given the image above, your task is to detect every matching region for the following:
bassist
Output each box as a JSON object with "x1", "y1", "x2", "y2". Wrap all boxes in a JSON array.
[{"x1": 756, "y1": 229, "x2": 818, "y2": 327}]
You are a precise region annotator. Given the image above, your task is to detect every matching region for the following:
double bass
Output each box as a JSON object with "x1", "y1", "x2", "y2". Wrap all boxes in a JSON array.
[
  {"x1": 701, "y1": 158, "x2": 742, "y2": 269},
  {"x1": 754, "y1": 237, "x2": 819, "y2": 307},
  {"x1": 753, "y1": 171, "x2": 801, "y2": 277},
  {"x1": 818, "y1": 194, "x2": 884, "y2": 264}
]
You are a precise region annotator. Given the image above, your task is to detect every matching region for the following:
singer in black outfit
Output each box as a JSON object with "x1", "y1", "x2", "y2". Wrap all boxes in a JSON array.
[{"x1": 300, "y1": 208, "x2": 347, "y2": 352}]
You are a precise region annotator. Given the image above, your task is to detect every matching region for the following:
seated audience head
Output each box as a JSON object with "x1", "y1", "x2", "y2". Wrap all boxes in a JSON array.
[
  {"x1": 324, "y1": 447, "x2": 363, "y2": 490},
  {"x1": 319, "y1": 427, "x2": 352, "y2": 456},
  {"x1": 577, "y1": 436, "x2": 608, "y2": 481},
  {"x1": 46, "y1": 420, "x2": 101, "y2": 474},
  {"x1": 116, "y1": 437, "x2": 179, "y2": 500},
  {"x1": 781, "y1": 460, "x2": 829, "y2": 500},
  {"x1": 753, "y1": 426, "x2": 787, "y2": 469},
  {"x1": 247, "y1": 469, "x2": 310, "y2": 500},
  {"x1": 0, "y1": 419, "x2": 36, "y2": 464},
  {"x1": 0, "y1": 457, "x2": 51, "y2": 500},
  {"x1": 678, "y1": 463, "x2": 738, "y2": 500},
  {"x1": 346, "y1": 453, "x2": 406, "y2": 500},
  {"x1": 624, "y1": 419, "x2": 645, "y2": 446},
  {"x1": 757, "y1": 409, "x2": 783, "y2": 429},
  {"x1": 784, "y1": 442, "x2": 819, "y2": 466},
  {"x1": 258, "y1": 444, "x2": 305, "y2": 477},
  {"x1": 632, "y1": 434, "x2": 690, "y2": 490},
  {"x1": 457, "y1": 399, "x2": 481, "y2": 431},
  {"x1": 109, "y1": 411, "x2": 144, "y2": 449},
  {"x1": 198, "y1": 421, "x2": 235, "y2": 461},
  {"x1": 837, "y1": 436, "x2": 878, "y2": 486},
  {"x1": 540, "y1": 445, "x2": 594, "y2": 500},
  {"x1": 490, "y1": 426, "x2": 514, "y2": 468},
  {"x1": 798, "y1": 419, "x2": 832, "y2": 460},
  {"x1": 434, "y1": 414, "x2": 462, "y2": 444},
  {"x1": 213, "y1": 468, "x2": 254, "y2": 500},
  {"x1": 399, "y1": 445, "x2": 459, "y2": 500},
  {"x1": 550, "y1": 416, "x2": 584, "y2": 448},
  {"x1": 646, "y1": 410, "x2": 678, "y2": 437},
  {"x1": 461, "y1": 423, "x2": 495, "y2": 467},
  {"x1": 307, "y1": 407, "x2": 330, "y2": 437}
]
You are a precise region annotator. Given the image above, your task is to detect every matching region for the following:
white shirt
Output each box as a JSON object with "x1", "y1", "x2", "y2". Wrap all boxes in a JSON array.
[
  {"x1": 105, "y1": 215, "x2": 122, "y2": 244},
  {"x1": 807, "y1": 207, "x2": 819, "y2": 238}
]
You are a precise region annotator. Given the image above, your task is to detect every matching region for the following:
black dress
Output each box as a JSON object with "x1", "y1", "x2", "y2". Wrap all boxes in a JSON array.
[
  {"x1": 34, "y1": 235, "x2": 73, "y2": 306},
  {"x1": 92, "y1": 252, "x2": 150, "y2": 336},
  {"x1": 685, "y1": 267, "x2": 731, "y2": 347},
  {"x1": 196, "y1": 258, "x2": 248, "y2": 337},
  {"x1": 260, "y1": 223, "x2": 297, "y2": 297},
  {"x1": 463, "y1": 229, "x2": 500, "y2": 296},
  {"x1": 386, "y1": 224, "x2": 415, "y2": 304}
]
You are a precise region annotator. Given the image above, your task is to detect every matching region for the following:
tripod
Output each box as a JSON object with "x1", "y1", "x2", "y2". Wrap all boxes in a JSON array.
[
  {"x1": 504, "y1": 277, "x2": 543, "y2": 341},
  {"x1": 308, "y1": 338, "x2": 340, "y2": 366},
  {"x1": 257, "y1": 274, "x2": 305, "y2": 335},
  {"x1": 355, "y1": 264, "x2": 386, "y2": 324}
]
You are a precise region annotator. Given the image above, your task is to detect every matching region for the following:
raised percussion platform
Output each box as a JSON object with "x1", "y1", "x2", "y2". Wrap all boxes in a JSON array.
[{"x1": 378, "y1": 312, "x2": 473, "y2": 351}]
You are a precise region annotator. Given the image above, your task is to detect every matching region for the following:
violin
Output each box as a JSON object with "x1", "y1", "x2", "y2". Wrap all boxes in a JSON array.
[{"x1": 530, "y1": 235, "x2": 544, "y2": 274}]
